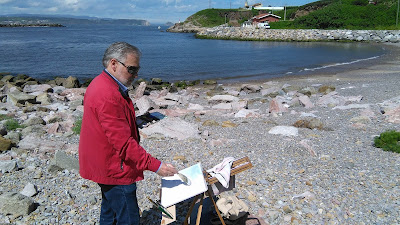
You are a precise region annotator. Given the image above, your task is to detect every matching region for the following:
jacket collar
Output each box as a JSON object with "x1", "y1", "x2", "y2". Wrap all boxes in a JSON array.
[{"x1": 103, "y1": 69, "x2": 129, "y2": 99}]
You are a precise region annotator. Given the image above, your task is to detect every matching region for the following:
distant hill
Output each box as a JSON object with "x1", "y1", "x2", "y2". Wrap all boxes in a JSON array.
[
  {"x1": 181, "y1": 0, "x2": 400, "y2": 30},
  {"x1": 0, "y1": 14, "x2": 150, "y2": 26}
]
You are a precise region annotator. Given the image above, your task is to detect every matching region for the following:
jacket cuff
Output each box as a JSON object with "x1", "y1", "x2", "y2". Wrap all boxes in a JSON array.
[{"x1": 149, "y1": 159, "x2": 162, "y2": 173}]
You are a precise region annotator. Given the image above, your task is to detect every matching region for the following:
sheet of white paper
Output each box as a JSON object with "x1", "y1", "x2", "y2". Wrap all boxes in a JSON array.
[{"x1": 161, "y1": 163, "x2": 207, "y2": 207}]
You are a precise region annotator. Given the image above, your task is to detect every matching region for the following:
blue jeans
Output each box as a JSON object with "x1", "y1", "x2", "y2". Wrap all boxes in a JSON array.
[{"x1": 98, "y1": 183, "x2": 140, "y2": 225}]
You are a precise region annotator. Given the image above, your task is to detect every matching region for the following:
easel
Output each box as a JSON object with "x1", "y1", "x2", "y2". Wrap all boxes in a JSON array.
[{"x1": 183, "y1": 157, "x2": 253, "y2": 225}]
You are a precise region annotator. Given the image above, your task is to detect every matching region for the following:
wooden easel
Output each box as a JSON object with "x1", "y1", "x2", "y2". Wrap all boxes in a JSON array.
[{"x1": 183, "y1": 157, "x2": 253, "y2": 225}]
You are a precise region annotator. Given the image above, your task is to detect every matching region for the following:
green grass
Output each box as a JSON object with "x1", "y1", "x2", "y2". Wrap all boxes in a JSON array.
[
  {"x1": 187, "y1": 8, "x2": 258, "y2": 27},
  {"x1": 4, "y1": 119, "x2": 24, "y2": 131},
  {"x1": 374, "y1": 130, "x2": 400, "y2": 153},
  {"x1": 72, "y1": 118, "x2": 82, "y2": 135}
]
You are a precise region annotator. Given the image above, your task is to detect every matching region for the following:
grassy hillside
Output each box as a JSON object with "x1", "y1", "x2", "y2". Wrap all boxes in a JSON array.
[
  {"x1": 185, "y1": 0, "x2": 400, "y2": 30},
  {"x1": 185, "y1": 9, "x2": 258, "y2": 27},
  {"x1": 290, "y1": 0, "x2": 400, "y2": 29}
]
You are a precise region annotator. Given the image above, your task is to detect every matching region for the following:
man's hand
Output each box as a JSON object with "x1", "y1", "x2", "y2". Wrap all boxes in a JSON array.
[{"x1": 156, "y1": 162, "x2": 178, "y2": 177}]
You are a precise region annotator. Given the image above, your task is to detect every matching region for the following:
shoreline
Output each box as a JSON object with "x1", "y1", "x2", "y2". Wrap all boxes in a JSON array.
[{"x1": 216, "y1": 42, "x2": 400, "y2": 86}]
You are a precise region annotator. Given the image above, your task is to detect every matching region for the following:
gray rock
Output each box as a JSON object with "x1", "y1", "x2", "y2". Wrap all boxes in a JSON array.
[
  {"x1": 293, "y1": 118, "x2": 325, "y2": 130},
  {"x1": 3, "y1": 131, "x2": 21, "y2": 145},
  {"x1": 0, "y1": 160, "x2": 18, "y2": 173},
  {"x1": 261, "y1": 87, "x2": 281, "y2": 97},
  {"x1": 241, "y1": 84, "x2": 261, "y2": 93},
  {"x1": 63, "y1": 76, "x2": 80, "y2": 88},
  {"x1": 299, "y1": 87, "x2": 317, "y2": 96},
  {"x1": 68, "y1": 99, "x2": 83, "y2": 111},
  {"x1": 1, "y1": 75, "x2": 15, "y2": 83},
  {"x1": 209, "y1": 95, "x2": 239, "y2": 103},
  {"x1": 7, "y1": 89, "x2": 36, "y2": 106},
  {"x1": 18, "y1": 133, "x2": 43, "y2": 150},
  {"x1": 52, "y1": 86, "x2": 66, "y2": 94},
  {"x1": 23, "y1": 116, "x2": 46, "y2": 126},
  {"x1": 0, "y1": 192, "x2": 35, "y2": 216},
  {"x1": 36, "y1": 93, "x2": 52, "y2": 105},
  {"x1": 52, "y1": 150, "x2": 79, "y2": 172}
]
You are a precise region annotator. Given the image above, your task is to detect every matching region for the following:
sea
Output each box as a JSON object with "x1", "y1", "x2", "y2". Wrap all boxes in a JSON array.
[{"x1": 0, "y1": 24, "x2": 387, "y2": 83}]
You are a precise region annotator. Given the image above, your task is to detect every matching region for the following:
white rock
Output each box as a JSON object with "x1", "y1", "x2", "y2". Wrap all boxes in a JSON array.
[
  {"x1": 234, "y1": 109, "x2": 260, "y2": 118},
  {"x1": 23, "y1": 84, "x2": 52, "y2": 93},
  {"x1": 20, "y1": 183, "x2": 37, "y2": 197},
  {"x1": 187, "y1": 103, "x2": 204, "y2": 111},
  {"x1": 212, "y1": 103, "x2": 232, "y2": 110},
  {"x1": 209, "y1": 95, "x2": 239, "y2": 103},
  {"x1": 333, "y1": 104, "x2": 370, "y2": 110},
  {"x1": 141, "y1": 117, "x2": 200, "y2": 140},
  {"x1": 299, "y1": 95, "x2": 314, "y2": 108},
  {"x1": 135, "y1": 96, "x2": 155, "y2": 116},
  {"x1": 268, "y1": 126, "x2": 298, "y2": 136}
]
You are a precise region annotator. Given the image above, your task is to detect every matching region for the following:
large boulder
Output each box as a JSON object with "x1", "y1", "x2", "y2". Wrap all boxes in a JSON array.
[
  {"x1": 0, "y1": 192, "x2": 35, "y2": 216},
  {"x1": 63, "y1": 76, "x2": 80, "y2": 88},
  {"x1": 0, "y1": 136, "x2": 12, "y2": 151},
  {"x1": 7, "y1": 89, "x2": 36, "y2": 106},
  {"x1": 0, "y1": 160, "x2": 18, "y2": 173},
  {"x1": 141, "y1": 117, "x2": 200, "y2": 140},
  {"x1": 50, "y1": 150, "x2": 79, "y2": 172},
  {"x1": 23, "y1": 84, "x2": 52, "y2": 93}
]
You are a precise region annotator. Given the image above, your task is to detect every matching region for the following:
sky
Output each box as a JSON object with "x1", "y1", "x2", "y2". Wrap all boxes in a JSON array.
[{"x1": 0, "y1": 0, "x2": 317, "y2": 24}]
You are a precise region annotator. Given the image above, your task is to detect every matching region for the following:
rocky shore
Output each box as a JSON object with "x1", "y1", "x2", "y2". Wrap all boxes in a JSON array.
[
  {"x1": 0, "y1": 44, "x2": 399, "y2": 224},
  {"x1": 167, "y1": 24, "x2": 400, "y2": 43},
  {"x1": 197, "y1": 28, "x2": 400, "y2": 43}
]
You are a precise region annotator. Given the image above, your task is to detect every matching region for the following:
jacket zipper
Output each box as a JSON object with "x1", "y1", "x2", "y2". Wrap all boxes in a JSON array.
[{"x1": 120, "y1": 159, "x2": 124, "y2": 171}]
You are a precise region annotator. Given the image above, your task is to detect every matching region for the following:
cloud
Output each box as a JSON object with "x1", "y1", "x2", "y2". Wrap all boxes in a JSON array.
[
  {"x1": 57, "y1": 0, "x2": 82, "y2": 11},
  {"x1": 0, "y1": 0, "x2": 12, "y2": 4},
  {"x1": 47, "y1": 7, "x2": 58, "y2": 12}
]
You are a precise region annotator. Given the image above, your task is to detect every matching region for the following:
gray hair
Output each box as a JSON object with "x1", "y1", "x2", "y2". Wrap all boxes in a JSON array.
[{"x1": 102, "y1": 42, "x2": 142, "y2": 67}]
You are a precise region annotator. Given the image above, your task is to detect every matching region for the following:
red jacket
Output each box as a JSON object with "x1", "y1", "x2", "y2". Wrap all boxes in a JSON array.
[{"x1": 79, "y1": 71, "x2": 161, "y2": 185}]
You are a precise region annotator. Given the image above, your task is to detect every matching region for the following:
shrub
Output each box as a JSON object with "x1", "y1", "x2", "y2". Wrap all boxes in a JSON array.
[
  {"x1": 374, "y1": 130, "x2": 400, "y2": 153},
  {"x1": 4, "y1": 119, "x2": 24, "y2": 131},
  {"x1": 72, "y1": 118, "x2": 82, "y2": 135}
]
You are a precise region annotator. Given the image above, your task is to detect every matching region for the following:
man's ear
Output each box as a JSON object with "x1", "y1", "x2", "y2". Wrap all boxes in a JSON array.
[{"x1": 109, "y1": 59, "x2": 118, "y2": 72}]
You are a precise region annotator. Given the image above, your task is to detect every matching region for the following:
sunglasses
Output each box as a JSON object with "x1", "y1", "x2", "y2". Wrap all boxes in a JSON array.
[{"x1": 117, "y1": 60, "x2": 140, "y2": 75}]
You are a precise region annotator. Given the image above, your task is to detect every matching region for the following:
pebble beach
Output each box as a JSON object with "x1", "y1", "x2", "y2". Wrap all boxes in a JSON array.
[{"x1": 0, "y1": 43, "x2": 399, "y2": 225}]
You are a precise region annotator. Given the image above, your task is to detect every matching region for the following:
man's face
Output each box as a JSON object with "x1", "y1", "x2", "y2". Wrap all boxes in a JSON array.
[{"x1": 115, "y1": 53, "x2": 140, "y2": 86}]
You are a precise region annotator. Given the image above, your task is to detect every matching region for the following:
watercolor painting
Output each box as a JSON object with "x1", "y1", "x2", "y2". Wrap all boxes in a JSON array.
[{"x1": 161, "y1": 163, "x2": 207, "y2": 207}]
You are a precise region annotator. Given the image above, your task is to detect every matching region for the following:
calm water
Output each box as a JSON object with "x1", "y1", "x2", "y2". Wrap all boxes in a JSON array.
[{"x1": 0, "y1": 24, "x2": 386, "y2": 83}]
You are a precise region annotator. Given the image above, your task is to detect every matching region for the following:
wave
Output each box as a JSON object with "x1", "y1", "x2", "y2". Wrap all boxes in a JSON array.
[{"x1": 301, "y1": 56, "x2": 380, "y2": 72}]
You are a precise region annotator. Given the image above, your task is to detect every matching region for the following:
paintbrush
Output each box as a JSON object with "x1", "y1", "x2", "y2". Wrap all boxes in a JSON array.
[{"x1": 177, "y1": 172, "x2": 191, "y2": 186}]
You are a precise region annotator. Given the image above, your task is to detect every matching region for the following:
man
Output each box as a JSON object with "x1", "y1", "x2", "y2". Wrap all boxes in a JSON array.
[{"x1": 79, "y1": 42, "x2": 178, "y2": 224}]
